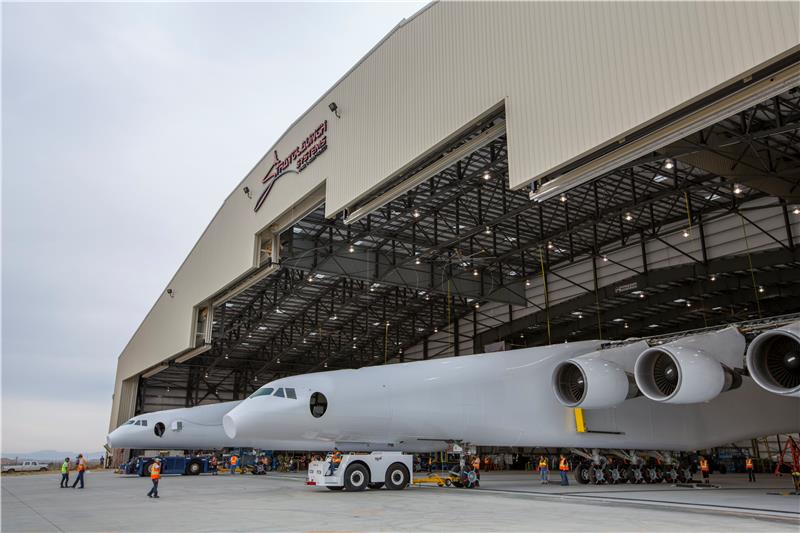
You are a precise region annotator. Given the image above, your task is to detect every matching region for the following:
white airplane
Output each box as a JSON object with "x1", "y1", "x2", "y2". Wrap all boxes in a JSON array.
[{"x1": 109, "y1": 322, "x2": 800, "y2": 456}]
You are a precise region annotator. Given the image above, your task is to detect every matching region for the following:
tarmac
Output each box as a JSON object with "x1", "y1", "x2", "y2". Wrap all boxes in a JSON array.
[{"x1": 2, "y1": 470, "x2": 798, "y2": 532}]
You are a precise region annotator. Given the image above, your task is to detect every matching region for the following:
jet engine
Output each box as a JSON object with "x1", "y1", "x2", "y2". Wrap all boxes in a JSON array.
[
  {"x1": 552, "y1": 342, "x2": 647, "y2": 409},
  {"x1": 633, "y1": 327, "x2": 744, "y2": 404},
  {"x1": 745, "y1": 321, "x2": 800, "y2": 397}
]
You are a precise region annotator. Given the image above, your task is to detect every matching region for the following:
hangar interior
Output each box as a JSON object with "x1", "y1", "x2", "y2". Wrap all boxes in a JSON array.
[{"x1": 131, "y1": 85, "x2": 800, "y2": 432}]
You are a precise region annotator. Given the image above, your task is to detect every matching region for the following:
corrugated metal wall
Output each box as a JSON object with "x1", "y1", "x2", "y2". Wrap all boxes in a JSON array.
[{"x1": 403, "y1": 196, "x2": 800, "y2": 360}]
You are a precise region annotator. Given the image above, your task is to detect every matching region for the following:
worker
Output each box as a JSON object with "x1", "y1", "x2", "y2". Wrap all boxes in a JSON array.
[
  {"x1": 699, "y1": 456, "x2": 710, "y2": 484},
  {"x1": 538, "y1": 456, "x2": 549, "y2": 484},
  {"x1": 745, "y1": 457, "x2": 755, "y2": 482},
  {"x1": 558, "y1": 454, "x2": 569, "y2": 486},
  {"x1": 147, "y1": 458, "x2": 161, "y2": 498},
  {"x1": 59, "y1": 457, "x2": 70, "y2": 488},
  {"x1": 327, "y1": 448, "x2": 343, "y2": 476},
  {"x1": 229, "y1": 454, "x2": 238, "y2": 475},
  {"x1": 71, "y1": 454, "x2": 86, "y2": 489}
]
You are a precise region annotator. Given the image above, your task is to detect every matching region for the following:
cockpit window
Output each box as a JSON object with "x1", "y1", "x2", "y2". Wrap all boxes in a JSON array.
[
  {"x1": 125, "y1": 420, "x2": 135, "y2": 425},
  {"x1": 274, "y1": 388, "x2": 285, "y2": 398},
  {"x1": 249, "y1": 387, "x2": 274, "y2": 399},
  {"x1": 140, "y1": 420, "x2": 148, "y2": 427},
  {"x1": 286, "y1": 388, "x2": 297, "y2": 399},
  {"x1": 134, "y1": 420, "x2": 141, "y2": 426}
]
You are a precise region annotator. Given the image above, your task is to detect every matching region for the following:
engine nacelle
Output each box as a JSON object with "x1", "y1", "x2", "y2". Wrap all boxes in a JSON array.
[
  {"x1": 552, "y1": 342, "x2": 647, "y2": 409},
  {"x1": 634, "y1": 327, "x2": 744, "y2": 404},
  {"x1": 746, "y1": 322, "x2": 800, "y2": 397}
]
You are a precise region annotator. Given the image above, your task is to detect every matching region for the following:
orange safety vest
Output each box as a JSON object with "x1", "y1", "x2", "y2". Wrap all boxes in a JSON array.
[
  {"x1": 700, "y1": 459, "x2": 709, "y2": 472},
  {"x1": 230, "y1": 456, "x2": 238, "y2": 466},
  {"x1": 745, "y1": 458, "x2": 753, "y2": 470},
  {"x1": 77, "y1": 460, "x2": 85, "y2": 472},
  {"x1": 472, "y1": 458, "x2": 481, "y2": 470},
  {"x1": 150, "y1": 463, "x2": 161, "y2": 480},
  {"x1": 559, "y1": 458, "x2": 569, "y2": 471},
  {"x1": 538, "y1": 459, "x2": 548, "y2": 469},
  {"x1": 332, "y1": 452, "x2": 342, "y2": 464}
]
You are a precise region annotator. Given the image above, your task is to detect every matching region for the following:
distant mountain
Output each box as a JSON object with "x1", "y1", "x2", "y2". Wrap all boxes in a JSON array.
[{"x1": 2, "y1": 450, "x2": 105, "y2": 462}]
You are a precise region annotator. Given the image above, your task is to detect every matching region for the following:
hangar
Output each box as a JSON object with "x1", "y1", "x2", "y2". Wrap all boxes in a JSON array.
[{"x1": 109, "y1": 1, "x2": 800, "y2": 467}]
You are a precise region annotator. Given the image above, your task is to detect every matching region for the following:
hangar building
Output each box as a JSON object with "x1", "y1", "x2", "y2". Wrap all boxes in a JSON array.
[{"x1": 109, "y1": 1, "x2": 800, "y2": 461}]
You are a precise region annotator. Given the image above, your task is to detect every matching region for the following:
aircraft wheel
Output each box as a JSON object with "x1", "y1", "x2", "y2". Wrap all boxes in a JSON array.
[
  {"x1": 344, "y1": 464, "x2": 369, "y2": 492},
  {"x1": 326, "y1": 486, "x2": 344, "y2": 491},
  {"x1": 643, "y1": 466, "x2": 661, "y2": 484},
  {"x1": 662, "y1": 466, "x2": 679, "y2": 484},
  {"x1": 368, "y1": 482, "x2": 384, "y2": 490},
  {"x1": 627, "y1": 466, "x2": 644, "y2": 484},
  {"x1": 385, "y1": 463, "x2": 409, "y2": 490},
  {"x1": 608, "y1": 465, "x2": 625, "y2": 484},
  {"x1": 589, "y1": 464, "x2": 608, "y2": 485},
  {"x1": 574, "y1": 462, "x2": 591, "y2": 484},
  {"x1": 5, "y1": 469, "x2": 14, "y2": 473}
]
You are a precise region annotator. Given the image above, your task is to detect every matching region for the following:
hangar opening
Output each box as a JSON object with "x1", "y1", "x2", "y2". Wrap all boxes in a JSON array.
[{"x1": 130, "y1": 86, "x2": 800, "y2": 416}]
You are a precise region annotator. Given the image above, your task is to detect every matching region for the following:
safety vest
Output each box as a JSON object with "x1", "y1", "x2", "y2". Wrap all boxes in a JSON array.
[
  {"x1": 230, "y1": 456, "x2": 238, "y2": 466},
  {"x1": 745, "y1": 458, "x2": 753, "y2": 470},
  {"x1": 332, "y1": 452, "x2": 342, "y2": 464},
  {"x1": 472, "y1": 458, "x2": 481, "y2": 470},
  {"x1": 61, "y1": 462, "x2": 69, "y2": 474},
  {"x1": 538, "y1": 459, "x2": 548, "y2": 469},
  {"x1": 700, "y1": 459, "x2": 709, "y2": 472},
  {"x1": 151, "y1": 463, "x2": 161, "y2": 480},
  {"x1": 77, "y1": 460, "x2": 86, "y2": 472},
  {"x1": 559, "y1": 458, "x2": 568, "y2": 471}
]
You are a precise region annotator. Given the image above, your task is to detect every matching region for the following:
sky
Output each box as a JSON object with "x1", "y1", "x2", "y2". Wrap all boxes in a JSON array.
[{"x1": 1, "y1": 1, "x2": 427, "y2": 453}]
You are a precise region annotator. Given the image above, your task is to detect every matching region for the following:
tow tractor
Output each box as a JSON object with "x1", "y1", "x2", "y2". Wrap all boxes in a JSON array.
[{"x1": 306, "y1": 452, "x2": 413, "y2": 491}]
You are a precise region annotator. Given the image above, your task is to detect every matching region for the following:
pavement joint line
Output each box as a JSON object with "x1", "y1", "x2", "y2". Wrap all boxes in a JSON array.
[
  {"x1": 1, "y1": 484, "x2": 65, "y2": 532},
  {"x1": 458, "y1": 486, "x2": 800, "y2": 524}
]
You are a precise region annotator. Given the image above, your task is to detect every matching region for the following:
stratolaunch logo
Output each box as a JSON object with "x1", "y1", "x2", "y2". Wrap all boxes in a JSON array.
[{"x1": 254, "y1": 120, "x2": 328, "y2": 212}]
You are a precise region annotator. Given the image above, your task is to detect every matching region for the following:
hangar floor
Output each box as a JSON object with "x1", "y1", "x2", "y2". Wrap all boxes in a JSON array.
[{"x1": 2, "y1": 470, "x2": 797, "y2": 532}]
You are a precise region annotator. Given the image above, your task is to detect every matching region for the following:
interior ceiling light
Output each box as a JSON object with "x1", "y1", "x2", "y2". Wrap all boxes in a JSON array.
[
  {"x1": 682, "y1": 229, "x2": 690, "y2": 238},
  {"x1": 639, "y1": 293, "x2": 646, "y2": 299},
  {"x1": 759, "y1": 286, "x2": 765, "y2": 293},
  {"x1": 710, "y1": 274, "x2": 717, "y2": 281},
  {"x1": 793, "y1": 206, "x2": 800, "y2": 215},
  {"x1": 224, "y1": 354, "x2": 229, "y2": 359},
  {"x1": 547, "y1": 241, "x2": 554, "y2": 250},
  {"x1": 415, "y1": 257, "x2": 421, "y2": 265},
  {"x1": 602, "y1": 255, "x2": 608, "y2": 262},
  {"x1": 324, "y1": 362, "x2": 328, "y2": 368},
  {"x1": 349, "y1": 244, "x2": 355, "y2": 253},
  {"x1": 352, "y1": 344, "x2": 357, "y2": 349},
  {"x1": 433, "y1": 327, "x2": 438, "y2": 333},
  {"x1": 686, "y1": 301, "x2": 692, "y2": 307},
  {"x1": 483, "y1": 171, "x2": 491, "y2": 181},
  {"x1": 473, "y1": 268, "x2": 479, "y2": 276},
  {"x1": 413, "y1": 209, "x2": 421, "y2": 218},
  {"x1": 624, "y1": 322, "x2": 629, "y2": 329},
  {"x1": 525, "y1": 279, "x2": 531, "y2": 287},
  {"x1": 733, "y1": 184, "x2": 743, "y2": 195},
  {"x1": 484, "y1": 226, "x2": 492, "y2": 234},
  {"x1": 474, "y1": 303, "x2": 480, "y2": 309},
  {"x1": 663, "y1": 159, "x2": 674, "y2": 170},
  {"x1": 307, "y1": 275, "x2": 314, "y2": 282},
  {"x1": 612, "y1": 318, "x2": 624, "y2": 322},
  {"x1": 276, "y1": 358, "x2": 281, "y2": 364},
  {"x1": 625, "y1": 212, "x2": 633, "y2": 221},
  {"x1": 560, "y1": 194, "x2": 567, "y2": 203}
]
